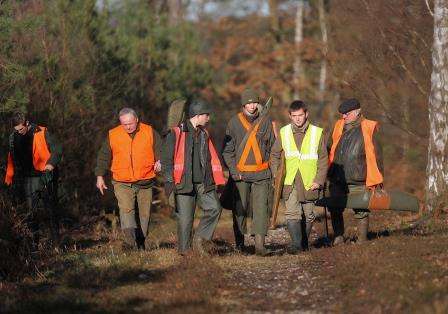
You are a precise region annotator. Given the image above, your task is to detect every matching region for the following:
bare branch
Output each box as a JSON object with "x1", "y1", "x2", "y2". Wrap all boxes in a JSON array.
[
  {"x1": 361, "y1": 0, "x2": 429, "y2": 97},
  {"x1": 425, "y1": 0, "x2": 434, "y2": 16}
]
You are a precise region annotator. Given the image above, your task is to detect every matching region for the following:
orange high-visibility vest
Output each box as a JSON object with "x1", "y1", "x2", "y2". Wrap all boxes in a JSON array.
[
  {"x1": 172, "y1": 126, "x2": 225, "y2": 185},
  {"x1": 236, "y1": 113, "x2": 270, "y2": 172},
  {"x1": 109, "y1": 123, "x2": 156, "y2": 182},
  {"x1": 329, "y1": 118, "x2": 383, "y2": 188},
  {"x1": 5, "y1": 126, "x2": 51, "y2": 186}
]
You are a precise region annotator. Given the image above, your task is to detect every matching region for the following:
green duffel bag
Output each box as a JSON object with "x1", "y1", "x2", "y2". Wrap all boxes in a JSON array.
[{"x1": 316, "y1": 189, "x2": 419, "y2": 212}]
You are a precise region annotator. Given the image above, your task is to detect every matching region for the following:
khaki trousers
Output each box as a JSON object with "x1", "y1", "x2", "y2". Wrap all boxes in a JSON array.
[
  {"x1": 113, "y1": 181, "x2": 152, "y2": 238},
  {"x1": 284, "y1": 187, "x2": 315, "y2": 222}
]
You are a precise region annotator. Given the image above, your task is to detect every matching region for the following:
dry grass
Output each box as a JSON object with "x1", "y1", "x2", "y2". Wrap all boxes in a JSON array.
[{"x1": 1, "y1": 204, "x2": 448, "y2": 314}]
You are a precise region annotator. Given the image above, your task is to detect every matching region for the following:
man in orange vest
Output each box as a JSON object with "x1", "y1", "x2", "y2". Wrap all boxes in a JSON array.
[
  {"x1": 5, "y1": 111, "x2": 62, "y2": 247},
  {"x1": 161, "y1": 99, "x2": 224, "y2": 256},
  {"x1": 95, "y1": 108, "x2": 161, "y2": 250},
  {"x1": 222, "y1": 88, "x2": 276, "y2": 256},
  {"x1": 327, "y1": 98, "x2": 383, "y2": 245}
]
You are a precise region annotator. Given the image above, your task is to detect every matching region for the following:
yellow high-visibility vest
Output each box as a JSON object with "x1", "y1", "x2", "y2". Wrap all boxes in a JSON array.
[{"x1": 280, "y1": 123, "x2": 323, "y2": 190}]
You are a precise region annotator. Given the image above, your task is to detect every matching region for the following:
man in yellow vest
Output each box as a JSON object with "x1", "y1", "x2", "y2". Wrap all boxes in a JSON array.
[
  {"x1": 95, "y1": 108, "x2": 161, "y2": 250},
  {"x1": 327, "y1": 98, "x2": 383, "y2": 245},
  {"x1": 5, "y1": 111, "x2": 62, "y2": 248},
  {"x1": 222, "y1": 88, "x2": 276, "y2": 256},
  {"x1": 270, "y1": 100, "x2": 328, "y2": 254}
]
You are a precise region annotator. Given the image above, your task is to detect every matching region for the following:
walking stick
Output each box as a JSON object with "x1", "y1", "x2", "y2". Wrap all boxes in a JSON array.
[{"x1": 322, "y1": 183, "x2": 330, "y2": 246}]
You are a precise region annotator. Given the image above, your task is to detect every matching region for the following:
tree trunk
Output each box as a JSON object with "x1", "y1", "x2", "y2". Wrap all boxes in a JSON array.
[
  {"x1": 427, "y1": 0, "x2": 448, "y2": 213},
  {"x1": 316, "y1": 0, "x2": 328, "y2": 122},
  {"x1": 293, "y1": 1, "x2": 304, "y2": 100},
  {"x1": 269, "y1": 0, "x2": 281, "y2": 42},
  {"x1": 168, "y1": 0, "x2": 183, "y2": 25}
]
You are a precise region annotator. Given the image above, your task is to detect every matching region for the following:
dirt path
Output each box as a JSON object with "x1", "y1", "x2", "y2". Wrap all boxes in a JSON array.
[{"x1": 2, "y1": 211, "x2": 448, "y2": 314}]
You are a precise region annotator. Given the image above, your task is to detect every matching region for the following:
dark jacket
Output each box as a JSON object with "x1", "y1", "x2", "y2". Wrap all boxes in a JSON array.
[
  {"x1": 327, "y1": 116, "x2": 383, "y2": 186},
  {"x1": 222, "y1": 111, "x2": 275, "y2": 182},
  {"x1": 161, "y1": 120, "x2": 216, "y2": 194},
  {"x1": 9, "y1": 124, "x2": 62, "y2": 178}
]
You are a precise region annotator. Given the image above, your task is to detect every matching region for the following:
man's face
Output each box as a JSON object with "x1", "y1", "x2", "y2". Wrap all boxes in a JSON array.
[
  {"x1": 289, "y1": 108, "x2": 308, "y2": 128},
  {"x1": 120, "y1": 113, "x2": 138, "y2": 133},
  {"x1": 196, "y1": 113, "x2": 210, "y2": 127},
  {"x1": 14, "y1": 121, "x2": 29, "y2": 135},
  {"x1": 342, "y1": 109, "x2": 360, "y2": 124},
  {"x1": 244, "y1": 102, "x2": 258, "y2": 115}
]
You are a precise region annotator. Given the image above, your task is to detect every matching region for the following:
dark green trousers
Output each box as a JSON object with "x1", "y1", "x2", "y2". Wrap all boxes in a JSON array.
[
  {"x1": 233, "y1": 180, "x2": 270, "y2": 237},
  {"x1": 175, "y1": 183, "x2": 222, "y2": 255}
]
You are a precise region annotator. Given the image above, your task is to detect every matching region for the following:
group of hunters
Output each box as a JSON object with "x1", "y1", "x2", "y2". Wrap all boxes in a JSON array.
[{"x1": 4, "y1": 89, "x2": 383, "y2": 256}]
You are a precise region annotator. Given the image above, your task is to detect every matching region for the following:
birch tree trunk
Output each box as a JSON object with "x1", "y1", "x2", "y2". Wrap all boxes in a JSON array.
[
  {"x1": 168, "y1": 0, "x2": 183, "y2": 25},
  {"x1": 318, "y1": 0, "x2": 327, "y2": 107},
  {"x1": 427, "y1": 0, "x2": 448, "y2": 213},
  {"x1": 293, "y1": 1, "x2": 304, "y2": 100}
]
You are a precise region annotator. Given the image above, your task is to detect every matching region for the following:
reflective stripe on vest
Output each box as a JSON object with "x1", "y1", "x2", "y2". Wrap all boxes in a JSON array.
[
  {"x1": 236, "y1": 113, "x2": 270, "y2": 172},
  {"x1": 5, "y1": 126, "x2": 51, "y2": 186},
  {"x1": 329, "y1": 118, "x2": 383, "y2": 188},
  {"x1": 109, "y1": 123, "x2": 155, "y2": 182},
  {"x1": 172, "y1": 127, "x2": 225, "y2": 185},
  {"x1": 280, "y1": 124, "x2": 323, "y2": 189}
]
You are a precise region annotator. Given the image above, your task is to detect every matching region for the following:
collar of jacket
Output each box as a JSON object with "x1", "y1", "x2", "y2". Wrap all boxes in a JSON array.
[
  {"x1": 28, "y1": 123, "x2": 42, "y2": 135},
  {"x1": 343, "y1": 114, "x2": 363, "y2": 132},
  {"x1": 242, "y1": 110, "x2": 259, "y2": 123},
  {"x1": 291, "y1": 120, "x2": 310, "y2": 134},
  {"x1": 185, "y1": 119, "x2": 205, "y2": 133},
  {"x1": 126, "y1": 122, "x2": 141, "y2": 138}
]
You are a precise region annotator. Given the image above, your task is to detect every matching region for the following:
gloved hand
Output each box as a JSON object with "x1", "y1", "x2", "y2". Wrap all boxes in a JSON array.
[
  {"x1": 164, "y1": 181, "x2": 174, "y2": 197},
  {"x1": 41, "y1": 170, "x2": 54, "y2": 187}
]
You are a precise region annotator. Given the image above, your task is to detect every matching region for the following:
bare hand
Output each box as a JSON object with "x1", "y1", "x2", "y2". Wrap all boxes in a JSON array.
[
  {"x1": 154, "y1": 160, "x2": 162, "y2": 173},
  {"x1": 309, "y1": 182, "x2": 320, "y2": 191},
  {"x1": 96, "y1": 176, "x2": 108, "y2": 195},
  {"x1": 44, "y1": 164, "x2": 55, "y2": 171}
]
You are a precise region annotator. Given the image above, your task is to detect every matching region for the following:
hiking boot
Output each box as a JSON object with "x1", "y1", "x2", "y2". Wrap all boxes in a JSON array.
[
  {"x1": 122, "y1": 228, "x2": 136, "y2": 250},
  {"x1": 255, "y1": 234, "x2": 270, "y2": 256},
  {"x1": 356, "y1": 217, "x2": 369, "y2": 244},
  {"x1": 286, "y1": 219, "x2": 303, "y2": 255},
  {"x1": 193, "y1": 236, "x2": 210, "y2": 256}
]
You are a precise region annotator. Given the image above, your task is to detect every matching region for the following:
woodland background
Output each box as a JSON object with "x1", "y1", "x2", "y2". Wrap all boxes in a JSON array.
[{"x1": 0, "y1": 0, "x2": 444, "y2": 284}]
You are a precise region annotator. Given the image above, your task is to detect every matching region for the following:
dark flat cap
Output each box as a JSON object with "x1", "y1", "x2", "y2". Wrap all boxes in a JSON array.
[{"x1": 339, "y1": 98, "x2": 361, "y2": 114}]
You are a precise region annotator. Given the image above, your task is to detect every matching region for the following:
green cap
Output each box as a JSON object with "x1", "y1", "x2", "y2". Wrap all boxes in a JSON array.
[{"x1": 241, "y1": 88, "x2": 259, "y2": 106}]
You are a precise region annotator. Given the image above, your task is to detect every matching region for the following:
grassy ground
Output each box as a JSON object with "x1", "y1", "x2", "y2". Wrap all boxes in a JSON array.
[{"x1": 1, "y1": 208, "x2": 448, "y2": 314}]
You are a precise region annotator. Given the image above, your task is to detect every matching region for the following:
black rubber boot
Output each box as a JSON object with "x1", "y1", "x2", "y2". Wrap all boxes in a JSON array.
[
  {"x1": 302, "y1": 221, "x2": 313, "y2": 250},
  {"x1": 286, "y1": 219, "x2": 303, "y2": 255},
  {"x1": 330, "y1": 210, "x2": 345, "y2": 246}
]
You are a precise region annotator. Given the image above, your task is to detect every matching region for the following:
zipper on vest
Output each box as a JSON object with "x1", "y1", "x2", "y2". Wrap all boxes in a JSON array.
[{"x1": 131, "y1": 136, "x2": 135, "y2": 179}]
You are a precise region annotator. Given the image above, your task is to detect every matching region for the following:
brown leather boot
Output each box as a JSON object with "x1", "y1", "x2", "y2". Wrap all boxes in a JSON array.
[
  {"x1": 357, "y1": 217, "x2": 369, "y2": 244},
  {"x1": 193, "y1": 236, "x2": 210, "y2": 256}
]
